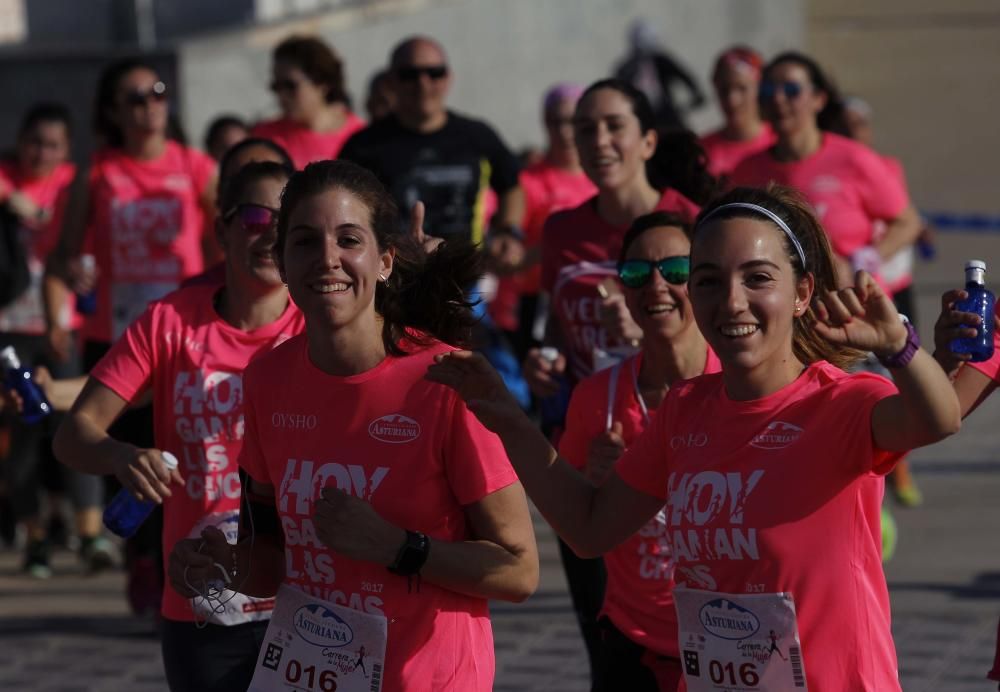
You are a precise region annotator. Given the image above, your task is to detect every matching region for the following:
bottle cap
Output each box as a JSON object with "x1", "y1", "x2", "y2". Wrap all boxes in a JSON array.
[
  {"x1": 0, "y1": 346, "x2": 20, "y2": 370},
  {"x1": 966, "y1": 260, "x2": 987, "y2": 271},
  {"x1": 539, "y1": 346, "x2": 560, "y2": 363},
  {"x1": 160, "y1": 451, "x2": 179, "y2": 471}
]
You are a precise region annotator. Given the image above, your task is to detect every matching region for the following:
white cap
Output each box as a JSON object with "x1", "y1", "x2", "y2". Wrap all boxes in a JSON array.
[
  {"x1": 966, "y1": 260, "x2": 986, "y2": 271},
  {"x1": 539, "y1": 346, "x2": 560, "y2": 363},
  {"x1": 160, "y1": 451, "x2": 179, "y2": 471}
]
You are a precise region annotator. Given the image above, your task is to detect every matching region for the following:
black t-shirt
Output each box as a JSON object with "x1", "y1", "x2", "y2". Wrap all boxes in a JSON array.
[{"x1": 339, "y1": 111, "x2": 520, "y2": 242}]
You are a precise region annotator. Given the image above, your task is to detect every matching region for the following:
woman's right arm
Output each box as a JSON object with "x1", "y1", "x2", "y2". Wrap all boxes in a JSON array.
[
  {"x1": 54, "y1": 378, "x2": 182, "y2": 501},
  {"x1": 427, "y1": 350, "x2": 664, "y2": 558}
]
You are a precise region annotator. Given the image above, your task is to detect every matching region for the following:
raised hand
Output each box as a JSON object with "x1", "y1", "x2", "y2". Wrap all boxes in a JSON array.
[
  {"x1": 426, "y1": 350, "x2": 527, "y2": 433},
  {"x1": 931, "y1": 288, "x2": 989, "y2": 376},
  {"x1": 409, "y1": 201, "x2": 444, "y2": 254},
  {"x1": 813, "y1": 270, "x2": 908, "y2": 358}
]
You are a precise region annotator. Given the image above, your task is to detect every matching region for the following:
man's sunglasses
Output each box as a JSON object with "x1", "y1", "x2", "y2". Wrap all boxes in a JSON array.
[
  {"x1": 759, "y1": 81, "x2": 805, "y2": 101},
  {"x1": 123, "y1": 81, "x2": 167, "y2": 107},
  {"x1": 618, "y1": 256, "x2": 690, "y2": 288},
  {"x1": 270, "y1": 79, "x2": 302, "y2": 94},
  {"x1": 395, "y1": 65, "x2": 448, "y2": 82},
  {"x1": 223, "y1": 204, "x2": 279, "y2": 234}
]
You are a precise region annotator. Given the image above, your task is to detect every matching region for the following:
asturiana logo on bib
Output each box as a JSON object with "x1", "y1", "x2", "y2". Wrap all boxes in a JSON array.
[
  {"x1": 749, "y1": 421, "x2": 803, "y2": 450},
  {"x1": 368, "y1": 414, "x2": 421, "y2": 443},
  {"x1": 699, "y1": 598, "x2": 761, "y2": 640},
  {"x1": 293, "y1": 604, "x2": 354, "y2": 647}
]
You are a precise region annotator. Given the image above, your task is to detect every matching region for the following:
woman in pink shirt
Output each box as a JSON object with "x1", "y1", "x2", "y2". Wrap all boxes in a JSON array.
[
  {"x1": 55, "y1": 161, "x2": 302, "y2": 691},
  {"x1": 730, "y1": 52, "x2": 920, "y2": 289},
  {"x1": 699, "y1": 46, "x2": 775, "y2": 180},
  {"x1": 430, "y1": 184, "x2": 960, "y2": 691},
  {"x1": 169, "y1": 160, "x2": 538, "y2": 692},
  {"x1": 559, "y1": 211, "x2": 720, "y2": 691},
  {"x1": 252, "y1": 36, "x2": 366, "y2": 169}
]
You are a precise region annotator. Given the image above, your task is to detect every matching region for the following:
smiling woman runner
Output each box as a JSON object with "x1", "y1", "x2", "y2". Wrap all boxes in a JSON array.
[
  {"x1": 558, "y1": 211, "x2": 720, "y2": 691},
  {"x1": 54, "y1": 161, "x2": 301, "y2": 691},
  {"x1": 428, "y1": 184, "x2": 960, "y2": 692},
  {"x1": 169, "y1": 160, "x2": 538, "y2": 692}
]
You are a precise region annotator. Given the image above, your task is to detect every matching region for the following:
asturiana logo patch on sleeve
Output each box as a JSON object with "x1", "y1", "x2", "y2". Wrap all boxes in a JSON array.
[{"x1": 368, "y1": 414, "x2": 421, "y2": 443}]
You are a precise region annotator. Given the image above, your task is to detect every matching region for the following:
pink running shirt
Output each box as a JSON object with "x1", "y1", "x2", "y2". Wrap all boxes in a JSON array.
[
  {"x1": 730, "y1": 132, "x2": 908, "y2": 263},
  {"x1": 251, "y1": 113, "x2": 366, "y2": 170},
  {"x1": 0, "y1": 161, "x2": 78, "y2": 334},
  {"x1": 540, "y1": 190, "x2": 700, "y2": 382},
  {"x1": 82, "y1": 141, "x2": 216, "y2": 343},
  {"x1": 491, "y1": 160, "x2": 596, "y2": 330},
  {"x1": 616, "y1": 361, "x2": 903, "y2": 691},
  {"x1": 699, "y1": 124, "x2": 775, "y2": 179},
  {"x1": 239, "y1": 337, "x2": 518, "y2": 692},
  {"x1": 559, "y1": 348, "x2": 721, "y2": 657},
  {"x1": 90, "y1": 283, "x2": 303, "y2": 622}
]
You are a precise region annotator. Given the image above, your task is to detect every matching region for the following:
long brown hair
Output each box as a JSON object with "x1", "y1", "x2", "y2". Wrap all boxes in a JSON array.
[
  {"x1": 693, "y1": 184, "x2": 866, "y2": 370},
  {"x1": 274, "y1": 160, "x2": 483, "y2": 355}
]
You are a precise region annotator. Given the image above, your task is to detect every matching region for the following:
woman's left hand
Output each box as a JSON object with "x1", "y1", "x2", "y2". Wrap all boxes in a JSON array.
[
  {"x1": 813, "y1": 270, "x2": 908, "y2": 358},
  {"x1": 313, "y1": 487, "x2": 404, "y2": 566}
]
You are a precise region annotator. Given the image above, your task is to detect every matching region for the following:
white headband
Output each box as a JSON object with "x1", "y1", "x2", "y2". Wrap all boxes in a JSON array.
[{"x1": 697, "y1": 202, "x2": 807, "y2": 269}]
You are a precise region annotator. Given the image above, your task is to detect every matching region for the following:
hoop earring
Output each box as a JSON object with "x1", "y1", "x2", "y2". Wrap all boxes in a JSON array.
[{"x1": 378, "y1": 273, "x2": 388, "y2": 284}]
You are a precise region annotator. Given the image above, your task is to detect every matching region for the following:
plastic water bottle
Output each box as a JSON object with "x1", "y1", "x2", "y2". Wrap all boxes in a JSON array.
[
  {"x1": 103, "y1": 451, "x2": 179, "y2": 538},
  {"x1": 0, "y1": 346, "x2": 52, "y2": 424},
  {"x1": 538, "y1": 347, "x2": 572, "y2": 430},
  {"x1": 75, "y1": 254, "x2": 98, "y2": 315},
  {"x1": 950, "y1": 260, "x2": 996, "y2": 363}
]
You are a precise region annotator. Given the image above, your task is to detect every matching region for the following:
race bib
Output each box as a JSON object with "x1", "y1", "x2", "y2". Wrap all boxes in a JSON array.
[
  {"x1": 111, "y1": 281, "x2": 176, "y2": 339},
  {"x1": 249, "y1": 584, "x2": 387, "y2": 692},
  {"x1": 675, "y1": 587, "x2": 808, "y2": 691}
]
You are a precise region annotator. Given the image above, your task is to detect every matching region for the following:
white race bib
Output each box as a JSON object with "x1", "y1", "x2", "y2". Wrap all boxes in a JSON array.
[
  {"x1": 675, "y1": 587, "x2": 808, "y2": 691},
  {"x1": 249, "y1": 584, "x2": 387, "y2": 692}
]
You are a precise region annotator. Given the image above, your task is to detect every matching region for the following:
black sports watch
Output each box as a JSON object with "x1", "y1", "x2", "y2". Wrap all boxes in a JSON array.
[{"x1": 387, "y1": 530, "x2": 430, "y2": 576}]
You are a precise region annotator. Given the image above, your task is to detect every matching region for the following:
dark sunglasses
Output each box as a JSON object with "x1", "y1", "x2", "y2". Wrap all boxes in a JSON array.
[
  {"x1": 223, "y1": 204, "x2": 279, "y2": 234},
  {"x1": 269, "y1": 79, "x2": 302, "y2": 94},
  {"x1": 618, "y1": 256, "x2": 690, "y2": 288},
  {"x1": 395, "y1": 65, "x2": 448, "y2": 82},
  {"x1": 123, "y1": 81, "x2": 167, "y2": 107},
  {"x1": 759, "y1": 80, "x2": 805, "y2": 101}
]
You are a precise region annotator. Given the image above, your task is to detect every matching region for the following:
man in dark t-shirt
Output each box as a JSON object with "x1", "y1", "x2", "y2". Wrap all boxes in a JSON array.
[{"x1": 341, "y1": 36, "x2": 524, "y2": 257}]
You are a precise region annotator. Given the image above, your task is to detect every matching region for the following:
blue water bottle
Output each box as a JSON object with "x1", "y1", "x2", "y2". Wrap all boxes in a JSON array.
[
  {"x1": 0, "y1": 346, "x2": 52, "y2": 424},
  {"x1": 538, "y1": 347, "x2": 572, "y2": 430},
  {"x1": 950, "y1": 260, "x2": 996, "y2": 362},
  {"x1": 75, "y1": 254, "x2": 98, "y2": 315},
  {"x1": 103, "y1": 451, "x2": 179, "y2": 538}
]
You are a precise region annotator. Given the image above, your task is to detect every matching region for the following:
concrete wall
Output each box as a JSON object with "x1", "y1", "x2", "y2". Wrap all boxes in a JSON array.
[
  {"x1": 178, "y1": 0, "x2": 804, "y2": 151},
  {"x1": 808, "y1": 0, "x2": 1000, "y2": 214}
]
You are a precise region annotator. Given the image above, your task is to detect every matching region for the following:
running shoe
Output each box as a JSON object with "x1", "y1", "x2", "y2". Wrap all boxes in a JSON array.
[
  {"x1": 23, "y1": 539, "x2": 52, "y2": 579},
  {"x1": 80, "y1": 535, "x2": 116, "y2": 573},
  {"x1": 881, "y1": 506, "x2": 897, "y2": 563}
]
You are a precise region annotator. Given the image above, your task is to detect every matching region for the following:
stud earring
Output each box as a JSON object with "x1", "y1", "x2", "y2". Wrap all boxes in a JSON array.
[{"x1": 378, "y1": 273, "x2": 388, "y2": 284}]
